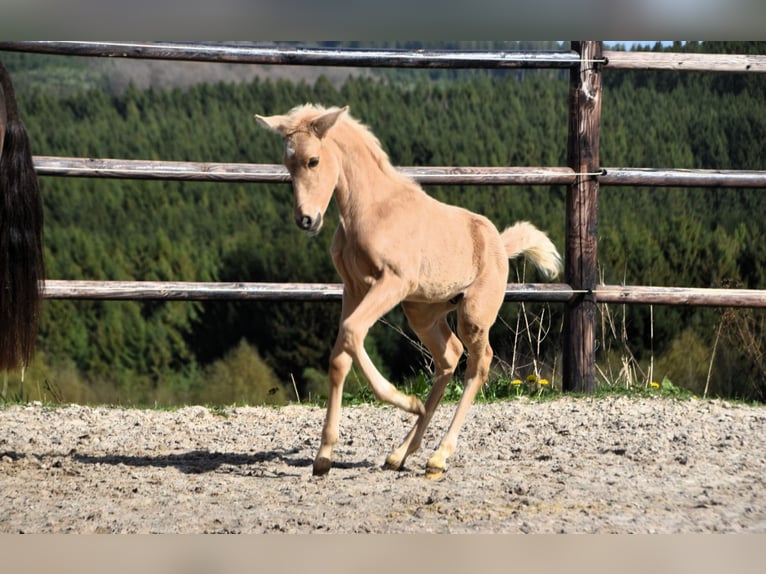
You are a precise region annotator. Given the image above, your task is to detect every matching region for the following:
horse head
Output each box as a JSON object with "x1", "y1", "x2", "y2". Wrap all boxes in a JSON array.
[{"x1": 256, "y1": 105, "x2": 348, "y2": 234}]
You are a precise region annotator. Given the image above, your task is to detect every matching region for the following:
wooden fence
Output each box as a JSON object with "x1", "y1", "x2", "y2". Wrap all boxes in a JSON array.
[{"x1": 2, "y1": 40, "x2": 766, "y2": 392}]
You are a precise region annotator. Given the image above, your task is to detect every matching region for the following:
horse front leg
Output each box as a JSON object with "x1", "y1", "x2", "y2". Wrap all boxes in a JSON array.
[
  {"x1": 313, "y1": 274, "x2": 424, "y2": 476},
  {"x1": 340, "y1": 276, "x2": 425, "y2": 416},
  {"x1": 313, "y1": 338, "x2": 353, "y2": 476},
  {"x1": 313, "y1": 285, "x2": 359, "y2": 476}
]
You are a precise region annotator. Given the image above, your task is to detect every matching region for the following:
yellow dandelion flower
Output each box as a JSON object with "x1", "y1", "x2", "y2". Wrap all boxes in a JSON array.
[
  {"x1": 511, "y1": 379, "x2": 522, "y2": 386},
  {"x1": 539, "y1": 378, "x2": 550, "y2": 386},
  {"x1": 526, "y1": 374, "x2": 538, "y2": 383},
  {"x1": 650, "y1": 382, "x2": 660, "y2": 389}
]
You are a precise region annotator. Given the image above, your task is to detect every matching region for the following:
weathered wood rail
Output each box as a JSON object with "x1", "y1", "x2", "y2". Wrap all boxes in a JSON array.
[
  {"x1": 31, "y1": 156, "x2": 579, "y2": 186},
  {"x1": 603, "y1": 50, "x2": 766, "y2": 73},
  {"x1": 32, "y1": 157, "x2": 766, "y2": 188},
  {"x1": 3, "y1": 40, "x2": 766, "y2": 393},
  {"x1": 42, "y1": 281, "x2": 766, "y2": 308},
  {"x1": 0, "y1": 41, "x2": 584, "y2": 69},
  {"x1": 600, "y1": 168, "x2": 766, "y2": 188}
]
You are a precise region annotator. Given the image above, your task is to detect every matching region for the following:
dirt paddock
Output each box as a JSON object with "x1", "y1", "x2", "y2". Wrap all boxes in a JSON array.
[{"x1": 1, "y1": 395, "x2": 764, "y2": 533}]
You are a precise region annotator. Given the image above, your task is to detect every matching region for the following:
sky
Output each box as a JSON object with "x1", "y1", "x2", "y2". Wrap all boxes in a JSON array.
[{"x1": 0, "y1": 2, "x2": 762, "y2": 39}]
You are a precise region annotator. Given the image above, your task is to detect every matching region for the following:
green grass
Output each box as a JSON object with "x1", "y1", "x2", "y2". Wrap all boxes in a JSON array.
[
  {"x1": 334, "y1": 370, "x2": 700, "y2": 409},
  {"x1": 0, "y1": 365, "x2": 727, "y2": 411}
]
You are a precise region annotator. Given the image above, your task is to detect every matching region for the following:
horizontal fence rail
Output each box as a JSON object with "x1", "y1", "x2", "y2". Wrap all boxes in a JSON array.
[
  {"x1": 33, "y1": 157, "x2": 766, "y2": 188},
  {"x1": 0, "y1": 41, "x2": 584, "y2": 69},
  {"x1": 41, "y1": 281, "x2": 766, "y2": 308},
  {"x1": 600, "y1": 168, "x2": 766, "y2": 188},
  {"x1": 4, "y1": 43, "x2": 765, "y2": 74},
  {"x1": 32, "y1": 156, "x2": 579, "y2": 186},
  {"x1": 43, "y1": 281, "x2": 573, "y2": 302},
  {"x1": 594, "y1": 286, "x2": 766, "y2": 307},
  {"x1": 43, "y1": 280, "x2": 346, "y2": 301},
  {"x1": 603, "y1": 50, "x2": 766, "y2": 73}
]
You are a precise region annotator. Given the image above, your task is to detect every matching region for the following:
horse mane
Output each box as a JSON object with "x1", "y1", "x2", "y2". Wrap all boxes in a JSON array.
[{"x1": 289, "y1": 104, "x2": 411, "y2": 185}]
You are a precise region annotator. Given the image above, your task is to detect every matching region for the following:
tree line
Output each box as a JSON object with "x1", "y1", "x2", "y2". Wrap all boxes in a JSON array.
[{"x1": 2, "y1": 41, "x2": 765, "y2": 404}]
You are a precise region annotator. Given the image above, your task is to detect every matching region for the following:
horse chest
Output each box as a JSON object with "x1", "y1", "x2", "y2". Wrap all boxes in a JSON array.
[{"x1": 332, "y1": 233, "x2": 385, "y2": 285}]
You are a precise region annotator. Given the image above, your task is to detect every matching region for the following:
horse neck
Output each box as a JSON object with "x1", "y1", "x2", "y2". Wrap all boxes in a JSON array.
[{"x1": 330, "y1": 128, "x2": 409, "y2": 225}]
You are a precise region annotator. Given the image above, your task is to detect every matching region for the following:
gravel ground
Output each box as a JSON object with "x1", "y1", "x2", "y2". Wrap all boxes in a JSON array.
[{"x1": 1, "y1": 396, "x2": 764, "y2": 533}]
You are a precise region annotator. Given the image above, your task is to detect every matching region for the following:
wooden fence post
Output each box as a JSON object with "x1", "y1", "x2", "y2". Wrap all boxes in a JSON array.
[{"x1": 564, "y1": 41, "x2": 603, "y2": 393}]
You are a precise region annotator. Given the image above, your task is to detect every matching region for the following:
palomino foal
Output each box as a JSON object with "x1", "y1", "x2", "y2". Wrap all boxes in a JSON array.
[{"x1": 256, "y1": 104, "x2": 561, "y2": 478}]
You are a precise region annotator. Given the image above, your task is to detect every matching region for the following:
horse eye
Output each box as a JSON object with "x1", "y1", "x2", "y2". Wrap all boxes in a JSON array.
[{"x1": 308, "y1": 157, "x2": 319, "y2": 168}]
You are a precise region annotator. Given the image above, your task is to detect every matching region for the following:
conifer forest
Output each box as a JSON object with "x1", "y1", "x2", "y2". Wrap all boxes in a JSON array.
[{"x1": 2, "y1": 42, "x2": 765, "y2": 404}]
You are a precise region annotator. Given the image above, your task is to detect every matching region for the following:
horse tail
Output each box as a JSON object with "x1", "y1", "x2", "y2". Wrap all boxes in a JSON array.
[
  {"x1": 500, "y1": 221, "x2": 562, "y2": 280},
  {"x1": 0, "y1": 61, "x2": 45, "y2": 371}
]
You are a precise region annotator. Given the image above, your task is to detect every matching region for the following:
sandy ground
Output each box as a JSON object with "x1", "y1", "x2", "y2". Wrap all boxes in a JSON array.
[{"x1": 1, "y1": 395, "x2": 764, "y2": 533}]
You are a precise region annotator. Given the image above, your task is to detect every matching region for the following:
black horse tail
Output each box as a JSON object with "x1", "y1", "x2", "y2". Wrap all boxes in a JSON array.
[{"x1": 0, "y1": 61, "x2": 45, "y2": 371}]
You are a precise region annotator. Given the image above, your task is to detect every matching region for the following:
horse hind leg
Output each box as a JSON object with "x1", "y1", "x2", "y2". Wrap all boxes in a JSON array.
[
  {"x1": 426, "y1": 300, "x2": 497, "y2": 478},
  {"x1": 384, "y1": 306, "x2": 463, "y2": 471}
]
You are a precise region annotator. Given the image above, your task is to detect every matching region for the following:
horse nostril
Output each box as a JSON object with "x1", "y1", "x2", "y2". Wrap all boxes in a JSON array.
[{"x1": 299, "y1": 215, "x2": 313, "y2": 230}]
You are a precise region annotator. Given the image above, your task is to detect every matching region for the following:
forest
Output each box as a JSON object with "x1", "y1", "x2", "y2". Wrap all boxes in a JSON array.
[{"x1": 1, "y1": 41, "x2": 765, "y2": 404}]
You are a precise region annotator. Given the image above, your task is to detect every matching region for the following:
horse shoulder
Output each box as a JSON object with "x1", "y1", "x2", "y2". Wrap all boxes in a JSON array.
[{"x1": 330, "y1": 223, "x2": 354, "y2": 281}]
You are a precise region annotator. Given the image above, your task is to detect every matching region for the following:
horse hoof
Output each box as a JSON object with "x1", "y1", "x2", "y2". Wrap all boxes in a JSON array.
[
  {"x1": 425, "y1": 466, "x2": 444, "y2": 480},
  {"x1": 312, "y1": 457, "x2": 332, "y2": 476},
  {"x1": 383, "y1": 453, "x2": 404, "y2": 471}
]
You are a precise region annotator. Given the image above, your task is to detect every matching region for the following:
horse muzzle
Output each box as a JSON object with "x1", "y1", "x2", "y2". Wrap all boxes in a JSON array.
[{"x1": 296, "y1": 212, "x2": 323, "y2": 235}]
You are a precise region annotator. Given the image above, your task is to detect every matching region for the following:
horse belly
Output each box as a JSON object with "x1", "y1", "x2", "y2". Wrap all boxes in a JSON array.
[
  {"x1": 408, "y1": 247, "x2": 476, "y2": 303},
  {"x1": 409, "y1": 210, "x2": 504, "y2": 303}
]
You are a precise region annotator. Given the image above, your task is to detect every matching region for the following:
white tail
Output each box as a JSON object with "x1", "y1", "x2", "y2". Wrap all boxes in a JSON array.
[{"x1": 500, "y1": 221, "x2": 562, "y2": 280}]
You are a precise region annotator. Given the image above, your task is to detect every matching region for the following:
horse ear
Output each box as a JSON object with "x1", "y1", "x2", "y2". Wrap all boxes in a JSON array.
[
  {"x1": 254, "y1": 113, "x2": 289, "y2": 135},
  {"x1": 311, "y1": 106, "x2": 348, "y2": 139}
]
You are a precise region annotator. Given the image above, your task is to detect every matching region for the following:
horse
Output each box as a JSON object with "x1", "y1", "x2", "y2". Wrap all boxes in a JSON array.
[
  {"x1": 255, "y1": 104, "x2": 561, "y2": 478},
  {"x1": 0, "y1": 61, "x2": 45, "y2": 372}
]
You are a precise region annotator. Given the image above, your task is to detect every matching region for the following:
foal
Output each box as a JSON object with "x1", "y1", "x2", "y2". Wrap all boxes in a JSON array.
[{"x1": 256, "y1": 104, "x2": 561, "y2": 477}]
